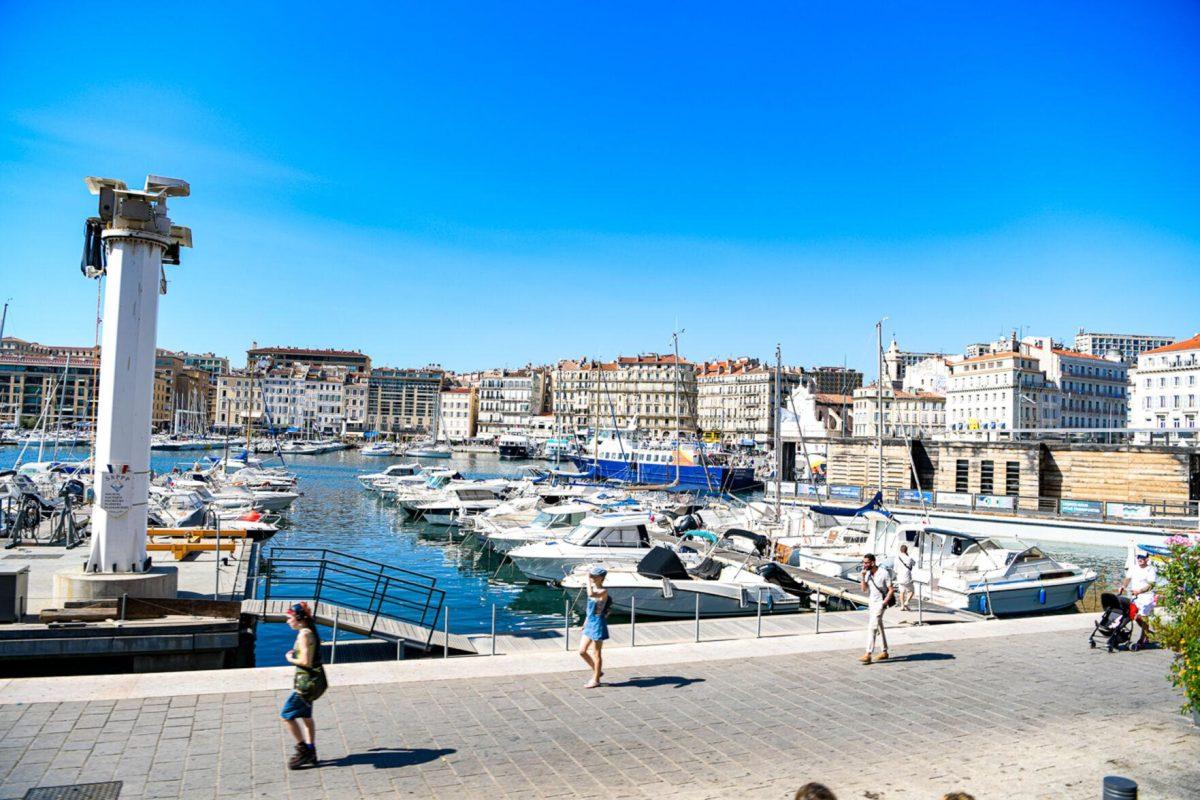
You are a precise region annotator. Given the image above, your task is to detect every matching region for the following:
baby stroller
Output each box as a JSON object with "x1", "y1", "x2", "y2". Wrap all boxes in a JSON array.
[{"x1": 1089, "y1": 593, "x2": 1145, "y2": 652}]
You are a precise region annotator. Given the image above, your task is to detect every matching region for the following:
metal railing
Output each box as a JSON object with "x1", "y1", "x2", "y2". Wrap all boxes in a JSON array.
[
  {"x1": 257, "y1": 546, "x2": 445, "y2": 651},
  {"x1": 764, "y1": 481, "x2": 1199, "y2": 524}
]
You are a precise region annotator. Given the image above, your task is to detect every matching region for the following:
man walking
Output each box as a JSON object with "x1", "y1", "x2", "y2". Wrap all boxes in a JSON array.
[
  {"x1": 859, "y1": 553, "x2": 894, "y2": 664},
  {"x1": 895, "y1": 544, "x2": 916, "y2": 611}
]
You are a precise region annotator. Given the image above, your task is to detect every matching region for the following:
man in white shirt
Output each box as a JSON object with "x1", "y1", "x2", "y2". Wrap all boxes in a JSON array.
[
  {"x1": 1119, "y1": 551, "x2": 1157, "y2": 644},
  {"x1": 895, "y1": 544, "x2": 916, "y2": 611},
  {"x1": 859, "y1": 553, "x2": 894, "y2": 664}
]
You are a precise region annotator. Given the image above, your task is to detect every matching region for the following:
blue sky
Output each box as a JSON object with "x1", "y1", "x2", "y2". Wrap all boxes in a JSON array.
[{"x1": 1, "y1": 2, "x2": 1198, "y2": 373}]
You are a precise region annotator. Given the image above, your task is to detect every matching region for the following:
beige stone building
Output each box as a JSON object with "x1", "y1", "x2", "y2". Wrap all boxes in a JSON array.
[
  {"x1": 695, "y1": 358, "x2": 805, "y2": 445},
  {"x1": 475, "y1": 368, "x2": 547, "y2": 440},
  {"x1": 851, "y1": 384, "x2": 945, "y2": 439},
  {"x1": 553, "y1": 354, "x2": 697, "y2": 439},
  {"x1": 437, "y1": 387, "x2": 477, "y2": 442}
]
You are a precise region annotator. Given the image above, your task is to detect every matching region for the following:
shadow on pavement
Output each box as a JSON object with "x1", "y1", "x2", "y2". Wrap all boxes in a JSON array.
[
  {"x1": 878, "y1": 652, "x2": 955, "y2": 664},
  {"x1": 326, "y1": 747, "x2": 456, "y2": 769},
  {"x1": 607, "y1": 675, "x2": 707, "y2": 689}
]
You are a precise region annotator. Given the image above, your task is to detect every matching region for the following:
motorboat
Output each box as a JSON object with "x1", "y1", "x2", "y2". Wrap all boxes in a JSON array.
[
  {"x1": 404, "y1": 441, "x2": 453, "y2": 459},
  {"x1": 484, "y1": 503, "x2": 595, "y2": 554},
  {"x1": 360, "y1": 442, "x2": 395, "y2": 456},
  {"x1": 497, "y1": 434, "x2": 532, "y2": 460},
  {"x1": 357, "y1": 462, "x2": 423, "y2": 491},
  {"x1": 560, "y1": 546, "x2": 803, "y2": 618},
  {"x1": 902, "y1": 527, "x2": 1097, "y2": 616},
  {"x1": 507, "y1": 511, "x2": 661, "y2": 583},
  {"x1": 411, "y1": 481, "x2": 511, "y2": 525}
]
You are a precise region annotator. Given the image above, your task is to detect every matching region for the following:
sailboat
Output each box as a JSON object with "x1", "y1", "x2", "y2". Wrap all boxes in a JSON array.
[{"x1": 404, "y1": 394, "x2": 452, "y2": 458}]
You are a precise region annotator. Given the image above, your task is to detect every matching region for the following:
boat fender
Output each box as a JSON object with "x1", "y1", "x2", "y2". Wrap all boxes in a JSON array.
[
  {"x1": 661, "y1": 577, "x2": 674, "y2": 599},
  {"x1": 1076, "y1": 584, "x2": 1086, "y2": 600},
  {"x1": 977, "y1": 595, "x2": 988, "y2": 614},
  {"x1": 1038, "y1": 588, "x2": 1047, "y2": 605}
]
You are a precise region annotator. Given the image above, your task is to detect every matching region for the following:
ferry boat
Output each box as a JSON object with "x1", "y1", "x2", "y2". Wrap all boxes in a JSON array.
[
  {"x1": 571, "y1": 436, "x2": 757, "y2": 493},
  {"x1": 497, "y1": 434, "x2": 532, "y2": 460}
]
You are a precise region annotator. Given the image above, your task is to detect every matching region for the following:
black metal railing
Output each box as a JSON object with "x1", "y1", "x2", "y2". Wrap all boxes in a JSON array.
[{"x1": 258, "y1": 547, "x2": 445, "y2": 651}]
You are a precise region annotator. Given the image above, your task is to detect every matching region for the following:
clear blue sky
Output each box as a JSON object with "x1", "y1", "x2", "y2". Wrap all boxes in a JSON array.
[{"x1": 2, "y1": 2, "x2": 1198, "y2": 373}]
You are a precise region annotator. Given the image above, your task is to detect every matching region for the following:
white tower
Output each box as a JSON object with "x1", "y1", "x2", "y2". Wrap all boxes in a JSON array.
[{"x1": 82, "y1": 176, "x2": 191, "y2": 575}]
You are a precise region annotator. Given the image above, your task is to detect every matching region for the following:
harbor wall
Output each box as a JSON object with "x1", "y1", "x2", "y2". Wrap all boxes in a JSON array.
[{"x1": 816, "y1": 437, "x2": 1199, "y2": 508}]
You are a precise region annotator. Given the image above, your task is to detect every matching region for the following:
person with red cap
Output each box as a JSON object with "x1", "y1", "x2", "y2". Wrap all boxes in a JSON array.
[{"x1": 281, "y1": 602, "x2": 327, "y2": 769}]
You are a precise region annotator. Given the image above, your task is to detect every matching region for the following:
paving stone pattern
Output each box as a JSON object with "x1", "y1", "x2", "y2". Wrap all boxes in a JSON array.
[{"x1": 0, "y1": 630, "x2": 1197, "y2": 800}]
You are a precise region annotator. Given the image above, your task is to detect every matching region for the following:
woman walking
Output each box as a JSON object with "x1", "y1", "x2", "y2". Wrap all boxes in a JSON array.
[
  {"x1": 281, "y1": 602, "x2": 327, "y2": 769},
  {"x1": 578, "y1": 565, "x2": 611, "y2": 688}
]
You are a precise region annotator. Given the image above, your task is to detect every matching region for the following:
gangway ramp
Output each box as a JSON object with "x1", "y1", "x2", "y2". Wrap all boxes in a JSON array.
[{"x1": 244, "y1": 546, "x2": 476, "y2": 654}]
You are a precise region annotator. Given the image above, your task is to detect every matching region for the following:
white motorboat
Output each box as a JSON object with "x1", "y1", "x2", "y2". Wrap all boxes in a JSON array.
[
  {"x1": 357, "y1": 462, "x2": 423, "y2": 491},
  {"x1": 902, "y1": 527, "x2": 1097, "y2": 616},
  {"x1": 411, "y1": 481, "x2": 510, "y2": 525},
  {"x1": 560, "y1": 546, "x2": 803, "y2": 618},
  {"x1": 507, "y1": 511, "x2": 660, "y2": 583},
  {"x1": 404, "y1": 441, "x2": 453, "y2": 459},
  {"x1": 484, "y1": 503, "x2": 595, "y2": 554},
  {"x1": 360, "y1": 442, "x2": 395, "y2": 456}
]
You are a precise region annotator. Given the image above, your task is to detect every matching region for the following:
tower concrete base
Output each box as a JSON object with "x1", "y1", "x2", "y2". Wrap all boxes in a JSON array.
[{"x1": 53, "y1": 567, "x2": 179, "y2": 604}]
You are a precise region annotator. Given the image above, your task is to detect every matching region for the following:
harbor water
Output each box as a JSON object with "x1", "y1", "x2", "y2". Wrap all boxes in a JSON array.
[{"x1": 1, "y1": 445, "x2": 1133, "y2": 666}]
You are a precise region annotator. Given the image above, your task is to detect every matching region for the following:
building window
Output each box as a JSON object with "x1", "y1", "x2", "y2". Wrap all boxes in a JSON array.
[
  {"x1": 955, "y1": 459, "x2": 969, "y2": 493},
  {"x1": 1005, "y1": 461, "x2": 1020, "y2": 496},
  {"x1": 980, "y1": 461, "x2": 994, "y2": 495}
]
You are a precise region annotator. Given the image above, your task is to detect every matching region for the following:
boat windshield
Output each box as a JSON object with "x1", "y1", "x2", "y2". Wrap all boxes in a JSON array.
[{"x1": 564, "y1": 524, "x2": 602, "y2": 545}]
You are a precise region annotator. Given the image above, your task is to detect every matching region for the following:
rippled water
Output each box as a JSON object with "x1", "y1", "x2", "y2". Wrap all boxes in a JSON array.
[{"x1": 1, "y1": 444, "x2": 1132, "y2": 665}]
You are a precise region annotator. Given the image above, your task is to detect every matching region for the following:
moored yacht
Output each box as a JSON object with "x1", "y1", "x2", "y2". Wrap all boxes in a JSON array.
[
  {"x1": 507, "y1": 511, "x2": 661, "y2": 583},
  {"x1": 497, "y1": 434, "x2": 532, "y2": 460}
]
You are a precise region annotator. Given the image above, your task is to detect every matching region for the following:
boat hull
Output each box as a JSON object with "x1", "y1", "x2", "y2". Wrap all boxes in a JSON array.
[
  {"x1": 498, "y1": 444, "x2": 531, "y2": 459},
  {"x1": 602, "y1": 586, "x2": 799, "y2": 618},
  {"x1": 570, "y1": 457, "x2": 757, "y2": 492}
]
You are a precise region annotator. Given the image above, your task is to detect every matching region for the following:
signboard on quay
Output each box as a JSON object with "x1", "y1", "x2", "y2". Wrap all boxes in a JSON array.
[
  {"x1": 936, "y1": 491, "x2": 974, "y2": 507},
  {"x1": 976, "y1": 494, "x2": 1016, "y2": 511},
  {"x1": 795, "y1": 483, "x2": 824, "y2": 497},
  {"x1": 1105, "y1": 502, "x2": 1153, "y2": 520},
  {"x1": 829, "y1": 484, "x2": 863, "y2": 501},
  {"x1": 898, "y1": 489, "x2": 933, "y2": 504},
  {"x1": 1060, "y1": 499, "x2": 1104, "y2": 518}
]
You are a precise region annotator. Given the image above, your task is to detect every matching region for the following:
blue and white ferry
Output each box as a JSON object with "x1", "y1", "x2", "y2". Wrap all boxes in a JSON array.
[{"x1": 571, "y1": 435, "x2": 758, "y2": 493}]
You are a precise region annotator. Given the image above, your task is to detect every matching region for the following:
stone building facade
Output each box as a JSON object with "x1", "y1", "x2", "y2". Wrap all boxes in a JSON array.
[{"x1": 553, "y1": 354, "x2": 697, "y2": 439}]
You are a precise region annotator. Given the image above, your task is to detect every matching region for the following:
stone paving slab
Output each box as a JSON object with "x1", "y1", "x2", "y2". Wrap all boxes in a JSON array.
[{"x1": 1, "y1": 627, "x2": 1197, "y2": 799}]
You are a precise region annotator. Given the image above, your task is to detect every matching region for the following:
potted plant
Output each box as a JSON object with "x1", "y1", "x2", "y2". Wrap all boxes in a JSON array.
[{"x1": 1151, "y1": 534, "x2": 1200, "y2": 725}]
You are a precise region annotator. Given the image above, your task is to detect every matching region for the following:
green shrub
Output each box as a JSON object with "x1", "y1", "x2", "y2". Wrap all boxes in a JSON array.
[{"x1": 1152, "y1": 535, "x2": 1200, "y2": 717}]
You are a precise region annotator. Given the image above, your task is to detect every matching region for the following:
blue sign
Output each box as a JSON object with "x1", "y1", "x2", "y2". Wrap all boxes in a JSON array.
[
  {"x1": 898, "y1": 489, "x2": 933, "y2": 504},
  {"x1": 829, "y1": 484, "x2": 863, "y2": 500},
  {"x1": 795, "y1": 483, "x2": 825, "y2": 497},
  {"x1": 1059, "y1": 499, "x2": 1103, "y2": 518}
]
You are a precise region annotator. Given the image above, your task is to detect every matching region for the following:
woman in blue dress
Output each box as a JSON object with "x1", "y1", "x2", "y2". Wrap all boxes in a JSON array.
[{"x1": 578, "y1": 565, "x2": 610, "y2": 688}]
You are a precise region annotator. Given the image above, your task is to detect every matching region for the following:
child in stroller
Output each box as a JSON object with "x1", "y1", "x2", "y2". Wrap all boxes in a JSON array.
[{"x1": 1089, "y1": 593, "x2": 1148, "y2": 652}]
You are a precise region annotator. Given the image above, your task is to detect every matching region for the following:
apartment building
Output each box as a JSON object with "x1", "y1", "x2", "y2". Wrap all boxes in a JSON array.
[
  {"x1": 553, "y1": 353, "x2": 697, "y2": 439},
  {"x1": 1074, "y1": 330, "x2": 1176, "y2": 365},
  {"x1": 695, "y1": 358, "x2": 804, "y2": 445},
  {"x1": 246, "y1": 345, "x2": 371, "y2": 375},
  {"x1": 1129, "y1": 333, "x2": 1200, "y2": 430},
  {"x1": 1022, "y1": 340, "x2": 1128, "y2": 429},
  {"x1": 437, "y1": 387, "x2": 477, "y2": 442},
  {"x1": 805, "y1": 366, "x2": 864, "y2": 395},
  {"x1": 365, "y1": 366, "x2": 445, "y2": 437},
  {"x1": 475, "y1": 368, "x2": 546, "y2": 440},
  {"x1": 945, "y1": 352, "x2": 1061, "y2": 432},
  {"x1": 851, "y1": 384, "x2": 946, "y2": 438},
  {"x1": 883, "y1": 339, "x2": 942, "y2": 385},
  {"x1": 0, "y1": 346, "x2": 100, "y2": 430}
]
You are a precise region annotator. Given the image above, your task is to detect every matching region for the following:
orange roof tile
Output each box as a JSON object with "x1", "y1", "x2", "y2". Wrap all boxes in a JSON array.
[{"x1": 1143, "y1": 333, "x2": 1200, "y2": 355}]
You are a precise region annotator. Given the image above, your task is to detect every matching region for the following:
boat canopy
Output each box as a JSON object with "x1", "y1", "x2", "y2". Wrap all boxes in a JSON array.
[
  {"x1": 810, "y1": 491, "x2": 888, "y2": 518},
  {"x1": 637, "y1": 547, "x2": 691, "y2": 581}
]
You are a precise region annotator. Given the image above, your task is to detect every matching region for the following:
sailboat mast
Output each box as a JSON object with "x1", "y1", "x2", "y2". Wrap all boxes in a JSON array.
[
  {"x1": 673, "y1": 330, "x2": 682, "y2": 486},
  {"x1": 876, "y1": 319, "x2": 885, "y2": 495},
  {"x1": 774, "y1": 344, "x2": 782, "y2": 520}
]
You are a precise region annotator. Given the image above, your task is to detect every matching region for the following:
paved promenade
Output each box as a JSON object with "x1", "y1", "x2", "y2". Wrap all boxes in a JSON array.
[{"x1": 0, "y1": 617, "x2": 1196, "y2": 799}]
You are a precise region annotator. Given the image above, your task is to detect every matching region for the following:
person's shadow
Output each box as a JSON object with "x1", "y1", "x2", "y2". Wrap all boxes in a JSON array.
[
  {"x1": 606, "y1": 675, "x2": 706, "y2": 689},
  {"x1": 874, "y1": 652, "x2": 955, "y2": 664},
  {"x1": 326, "y1": 747, "x2": 456, "y2": 769}
]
